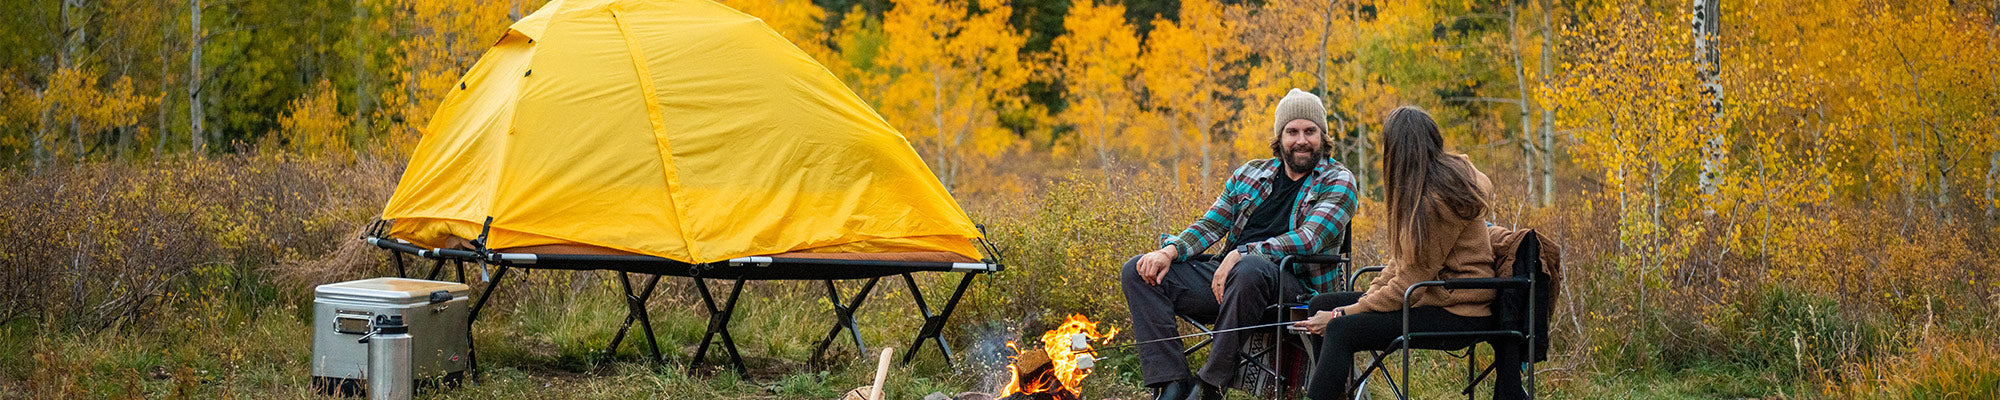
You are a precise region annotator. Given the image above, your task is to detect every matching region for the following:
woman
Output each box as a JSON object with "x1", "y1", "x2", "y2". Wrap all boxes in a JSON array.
[{"x1": 1293, "y1": 106, "x2": 1526, "y2": 400}]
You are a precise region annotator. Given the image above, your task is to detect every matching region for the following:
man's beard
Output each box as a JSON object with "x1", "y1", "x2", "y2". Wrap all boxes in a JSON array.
[{"x1": 1285, "y1": 144, "x2": 1324, "y2": 174}]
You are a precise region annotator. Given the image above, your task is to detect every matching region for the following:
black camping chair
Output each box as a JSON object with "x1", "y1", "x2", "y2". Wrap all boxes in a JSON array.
[
  {"x1": 1175, "y1": 226, "x2": 1352, "y2": 399},
  {"x1": 1341, "y1": 230, "x2": 1551, "y2": 400}
]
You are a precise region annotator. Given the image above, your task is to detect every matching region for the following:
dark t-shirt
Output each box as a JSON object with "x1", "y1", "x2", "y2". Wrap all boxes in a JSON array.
[{"x1": 1229, "y1": 170, "x2": 1305, "y2": 251}]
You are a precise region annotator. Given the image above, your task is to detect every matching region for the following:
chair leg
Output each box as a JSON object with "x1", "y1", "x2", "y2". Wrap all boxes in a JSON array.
[
  {"x1": 1179, "y1": 316, "x2": 1214, "y2": 356},
  {"x1": 1401, "y1": 342, "x2": 1413, "y2": 400},
  {"x1": 1252, "y1": 334, "x2": 1287, "y2": 397},
  {"x1": 1352, "y1": 350, "x2": 1403, "y2": 400},
  {"x1": 1523, "y1": 339, "x2": 1537, "y2": 400},
  {"x1": 1280, "y1": 313, "x2": 1319, "y2": 400},
  {"x1": 1354, "y1": 348, "x2": 1407, "y2": 400},
  {"x1": 1464, "y1": 345, "x2": 1478, "y2": 400}
]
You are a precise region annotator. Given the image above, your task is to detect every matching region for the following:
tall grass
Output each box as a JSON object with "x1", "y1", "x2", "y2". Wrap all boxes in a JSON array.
[
  {"x1": 3, "y1": 153, "x2": 1999, "y2": 398},
  {"x1": 0, "y1": 155, "x2": 397, "y2": 334}
]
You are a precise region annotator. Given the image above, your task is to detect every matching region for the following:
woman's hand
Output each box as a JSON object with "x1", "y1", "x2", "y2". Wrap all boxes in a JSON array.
[
  {"x1": 1211, "y1": 250, "x2": 1244, "y2": 302},
  {"x1": 1295, "y1": 306, "x2": 1350, "y2": 335}
]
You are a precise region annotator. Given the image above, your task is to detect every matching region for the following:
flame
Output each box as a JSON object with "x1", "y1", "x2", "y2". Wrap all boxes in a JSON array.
[{"x1": 1003, "y1": 314, "x2": 1118, "y2": 397}]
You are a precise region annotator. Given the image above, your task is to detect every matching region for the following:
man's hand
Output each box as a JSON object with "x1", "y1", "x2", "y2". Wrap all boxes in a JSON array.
[
  {"x1": 1136, "y1": 245, "x2": 1179, "y2": 286},
  {"x1": 1211, "y1": 250, "x2": 1244, "y2": 303}
]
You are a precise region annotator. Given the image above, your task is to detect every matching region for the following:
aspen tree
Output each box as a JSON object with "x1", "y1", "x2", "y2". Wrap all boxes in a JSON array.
[
  {"x1": 1139, "y1": 0, "x2": 1248, "y2": 185},
  {"x1": 1052, "y1": 0, "x2": 1141, "y2": 170}
]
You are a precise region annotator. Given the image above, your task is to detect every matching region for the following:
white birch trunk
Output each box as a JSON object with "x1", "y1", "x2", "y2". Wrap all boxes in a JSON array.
[
  {"x1": 352, "y1": 0, "x2": 370, "y2": 152},
  {"x1": 1317, "y1": 0, "x2": 1332, "y2": 99},
  {"x1": 1316, "y1": 1, "x2": 1351, "y2": 176},
  {"x1": 1538, "y1": 0, "x2": 1557, "y2": 207},
  {"x1": 1095, "y1": 94, "x2": 1111, "y2": 170},
  {"x1": 1347, "y1": 1, "x2": 1368, "y2": 195},
  {"x1": 930, "y1": 69, "x2": 951, "y2": 188},
  {"x1": 1198, "y1": 111, "x2": 1212, "y2": 184},
  {"x1": 189, "y1": 0, "x2": 205, "y2": 156},
  {"x1": 1693, "y1": 0, "x2": 1724, "y2": 213},
  {"x1": 33, "y1": 96, "x2": 51, "y2": 171},
  {"x1": 156, "y1": 0, "x2": 173, "y2": 158},
  {"x1": 1986, "y1": 151, "x2": 1996, "y2": 217},
  {"x1": 1509, "y1": 3, "x2": 1537, "y2": 205},
  {"x1": 1196, "y1": 52, "x2": 1214, "y2": 184}
]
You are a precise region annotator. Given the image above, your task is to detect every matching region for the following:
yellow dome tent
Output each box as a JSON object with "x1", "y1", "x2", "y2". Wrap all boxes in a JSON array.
[{"x1": 381, "y1": 0, "x2": 981, "y2": 264}]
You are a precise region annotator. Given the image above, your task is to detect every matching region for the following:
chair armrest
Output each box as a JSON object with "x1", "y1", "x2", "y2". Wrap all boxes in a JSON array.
[
  {"x1": 1348, "y1": 266, "x2": 1386, "y2": 289},
  {"x1": 1278, "y1": 254, "x2": 1347, "y2": 266},
  {"x1": 1398, "y1": 278, "x2": 1537, "y2": 350},
  {"x1": 1439, "y1": 277, "x2": 1530, "y2": 290},
  {"x1": 1288, "y1": 255, "x2": 1352, "y2": 290},
  {"x1": 1397, "y1": 281, "x2": 1451, "y2": 347},
  {"x1": 1401, "y1": 280, "x2": 1447, "y2": 310},
  {"x1": 1398, "y1": 279, "x2": 1530, "y2": 310}
]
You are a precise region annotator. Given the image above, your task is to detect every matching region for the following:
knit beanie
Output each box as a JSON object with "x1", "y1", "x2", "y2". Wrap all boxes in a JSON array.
[{"x1": 1272, "y1": 88, "x2": 1329, "y2": 136}]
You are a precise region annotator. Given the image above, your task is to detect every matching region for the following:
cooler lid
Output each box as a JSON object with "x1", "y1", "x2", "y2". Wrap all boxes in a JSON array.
[{"x1": 315, "y1": 277, "x2": 471, "y2": 304}]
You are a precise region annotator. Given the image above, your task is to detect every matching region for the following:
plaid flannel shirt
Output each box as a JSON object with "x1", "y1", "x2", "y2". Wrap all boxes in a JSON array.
[{"x1": 1160, "y1": 157, "x2": 1359, "y2": 293}]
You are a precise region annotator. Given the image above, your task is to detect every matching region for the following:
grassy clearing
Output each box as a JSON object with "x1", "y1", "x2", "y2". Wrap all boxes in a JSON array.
[
  {"x1": 5, "y1": 157, "x2": 2000, "y2": 399},
  {"x1": 0, "y1": 272, "x2": 1152, "y2": 399}
]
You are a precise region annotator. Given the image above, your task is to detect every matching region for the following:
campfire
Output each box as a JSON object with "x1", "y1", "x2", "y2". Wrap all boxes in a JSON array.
[{"x1": 1001, "y1": 314, "x2": 1117, "y2": 400}]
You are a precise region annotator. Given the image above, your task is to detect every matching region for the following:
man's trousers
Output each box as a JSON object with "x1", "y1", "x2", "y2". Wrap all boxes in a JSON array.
[{"x1": 1120, "y1": 253, "x2": 1306, "y2": 387}]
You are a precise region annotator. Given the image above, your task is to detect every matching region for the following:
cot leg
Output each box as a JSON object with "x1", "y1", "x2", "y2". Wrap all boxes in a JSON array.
[
  {"x1": 903, "y1": 272, "x2": 975, "y2": 364},
  {"x1": 607, "y1": 272, "x2": 664, "y2": 363},
  {"x1": 465, "y1": 264, "x2": 509, "y2": 384},
  {"x1": 811, "y1": 278, "x2": 880, "y2": 363},
  {"x1": 425, "y1": 259, "x2": 446, "y2": 281},
  {"x1": 692, "y1": 277, "x2": 749, "y2": 376}
]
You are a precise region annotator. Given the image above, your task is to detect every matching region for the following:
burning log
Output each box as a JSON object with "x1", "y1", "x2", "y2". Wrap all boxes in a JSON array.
[
  {"x1": 1002, "y1": 348, "x2": 1077, "y2": 400},
  {"x1": 1000, "y1": 314, "x2": 1115, "y2": 400}
]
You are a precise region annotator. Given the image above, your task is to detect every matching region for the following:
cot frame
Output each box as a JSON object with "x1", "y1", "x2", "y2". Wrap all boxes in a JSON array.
[{"x1": 360, "y1": 219, "x2": 1003, "y2": 377}]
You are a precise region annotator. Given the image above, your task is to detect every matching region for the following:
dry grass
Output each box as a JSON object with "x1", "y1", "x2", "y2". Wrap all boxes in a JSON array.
[
  {"x1": 3, "y1": 153, "x2": 1998, "y2": 399},
  {"x1": 1830, "y1": 335, "x2": 2000, "y2": 399}
]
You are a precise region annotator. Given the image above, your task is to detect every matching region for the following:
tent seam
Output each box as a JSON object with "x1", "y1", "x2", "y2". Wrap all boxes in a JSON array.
[{"x1": 610, "y1": 7, "x2": 704, "y2": 262}]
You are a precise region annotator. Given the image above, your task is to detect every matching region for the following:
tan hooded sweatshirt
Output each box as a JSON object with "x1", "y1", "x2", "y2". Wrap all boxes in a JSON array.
[{"x1": 1353, "y1": 155, "x2": 1499, "y2": 317}]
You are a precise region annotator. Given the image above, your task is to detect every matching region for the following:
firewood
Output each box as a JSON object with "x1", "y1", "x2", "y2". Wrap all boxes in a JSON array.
[{"x1": 1012, "y1": 348, "x2": 1053, "y2": 379}]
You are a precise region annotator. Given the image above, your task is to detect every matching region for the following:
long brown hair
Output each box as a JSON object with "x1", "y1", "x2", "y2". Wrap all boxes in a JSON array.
[{"x1": 1380, "y1": 106, "x2": 1487, "y2": 264}]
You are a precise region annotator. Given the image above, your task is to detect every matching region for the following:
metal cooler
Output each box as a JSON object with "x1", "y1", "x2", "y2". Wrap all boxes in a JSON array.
[{"x1": 311, "y1": 277, "x2": 471, "y2": 396}]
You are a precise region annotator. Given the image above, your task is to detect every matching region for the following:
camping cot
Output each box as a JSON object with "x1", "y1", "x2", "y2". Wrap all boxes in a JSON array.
[
  {"x1": 360, "y1": 0, "x2": 1004, "y2": 377},
  {"x1": 360, "y1": 219, "x2": 1002, "y2": 376}
]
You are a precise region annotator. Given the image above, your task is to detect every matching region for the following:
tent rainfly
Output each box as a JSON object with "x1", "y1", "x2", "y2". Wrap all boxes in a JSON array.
[
  {"x1": 381, "y1": 0, "x2": 982, "y2": 264},
  {"x1": 364, "y1": 0, "x2": 1001, "y2": 376}
]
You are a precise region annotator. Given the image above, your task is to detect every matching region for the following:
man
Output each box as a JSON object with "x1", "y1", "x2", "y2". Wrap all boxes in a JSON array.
[{"x1": 1121, "y1": 89, "x2": 1359, "y2": 400}]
